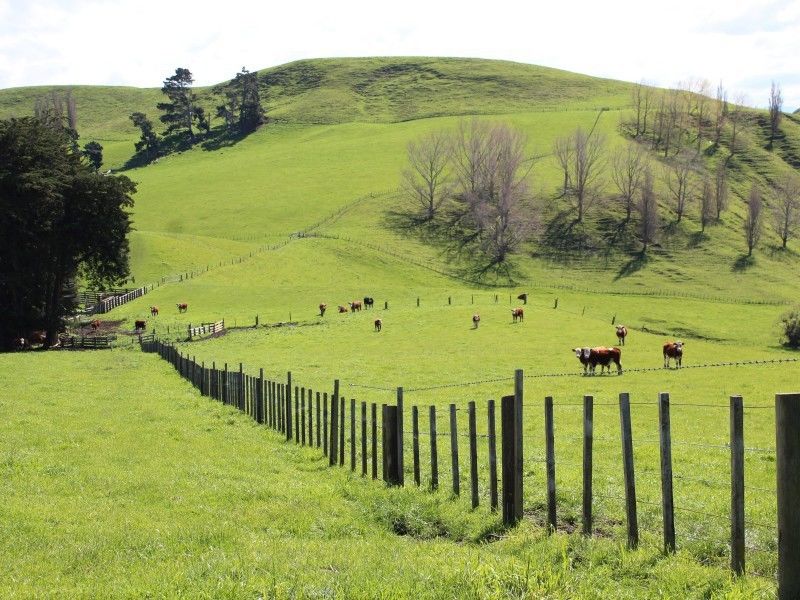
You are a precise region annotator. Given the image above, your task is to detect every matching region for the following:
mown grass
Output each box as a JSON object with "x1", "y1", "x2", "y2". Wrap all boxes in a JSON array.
[{"x1": 0, "y1": 350, "x2": 778, "y2": 597}]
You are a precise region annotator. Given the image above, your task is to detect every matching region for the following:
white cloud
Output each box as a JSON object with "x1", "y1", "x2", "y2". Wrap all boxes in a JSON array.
[{"x1": 0, "y1": 0, "x2": 797, "y2": 110}]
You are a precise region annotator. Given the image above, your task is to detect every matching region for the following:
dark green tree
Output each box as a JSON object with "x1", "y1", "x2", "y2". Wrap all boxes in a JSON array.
[
  {"x1": 129, "y1": 112, "x2": 161, "y2": 159},
  {"x1": 0, "y1": 117, "x2": 136, "y2": 349},
  {"x1": 195, "y1": 106, "x2": 211, "y2": 136},
  {"x1": 82, "y1": 140, "x2": 103, "y2": 171},
  {"x1": 234, "y1": 67, "x2": 264, "y2": 134},
  {"x1": 216, "y1": 90, "x2": 239, "y2": 132},
  {"x1": 157, "y1": 67, "x2": 197, "y2": 142}
]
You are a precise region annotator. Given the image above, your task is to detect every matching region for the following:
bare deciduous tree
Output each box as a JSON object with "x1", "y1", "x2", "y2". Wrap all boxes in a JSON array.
[
  {"x1": 457, "y1": 122, "x2": 534, "y2": 262},
  {"x1": 771, "y1": 174, "x2": 800, "y2": 249},
  {"x1": 768, "y1": 81, "x2": 783, "y2": 147},
  {"x1": 663, "y1": 153, "x2": 695, "y2": 222},
  {"x1": 637, "y1": 167, "x2": 660, "y2": 251},
  {"x1": 629, "y1": 81, "x2": 653, "y2": 138},
  {"x1": 559, "y1": 128, "x2": 605, "y2": 222},
  {"x1": 552, "y1": 135, "x2": 573, "y2": 197},
  {"x1": 728, "y1": 93, "x2": 747, "y2": 158},
  {"x1": 700, "y1": 177, "x2": 714, "y2": 232},
  {"x1": 714, "y1": 162, "x2": 728, "y2": 219},
  {"x1": 610, "y1": 143, "x2": 647, "y2": 221},
  {"x1": 402, "y1": 130, "x2": 452, "y2": 221},
  {"x1": 744, "y1": 185, "x2": 763, "y2": 256},
  {"x1": 713, "y1": 82, "x2": 728, "y2": 147}
]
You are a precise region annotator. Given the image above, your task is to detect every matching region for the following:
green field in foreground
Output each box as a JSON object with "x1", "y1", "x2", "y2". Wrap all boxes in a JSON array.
[{"x1": 0, "y1": 350, "x2": 778, "y2": 597}]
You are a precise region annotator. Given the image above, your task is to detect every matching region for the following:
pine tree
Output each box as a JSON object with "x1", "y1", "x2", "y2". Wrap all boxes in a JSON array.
[{"x1": 157, "y1": 68, "x2": 197, "y2": 142}]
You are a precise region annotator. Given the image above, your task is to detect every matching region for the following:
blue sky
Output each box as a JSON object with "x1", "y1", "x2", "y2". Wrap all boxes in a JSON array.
[{"x1": 0, "y1": 0, "x2": 797, "y2": 110}]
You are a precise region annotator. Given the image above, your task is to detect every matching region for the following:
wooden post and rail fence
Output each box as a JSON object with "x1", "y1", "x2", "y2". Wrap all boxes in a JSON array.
[{"x1": 139, "y1": 336, "x2": 796, "y2": 593}]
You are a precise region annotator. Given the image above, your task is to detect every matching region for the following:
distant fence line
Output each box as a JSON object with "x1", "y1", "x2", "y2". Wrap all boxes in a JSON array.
[
  {"x1": 97, "y1": 286, "x2": 151, "y2": 314},
  {"x1": 57, "y1": 334, "x2": 114, "y2": 349},
  {"x1": 141, "y1": 338, "x2": 799, "y2": 592},
  {"x1": 187, "y1": 320, "x2": 225, "y2": 339}
]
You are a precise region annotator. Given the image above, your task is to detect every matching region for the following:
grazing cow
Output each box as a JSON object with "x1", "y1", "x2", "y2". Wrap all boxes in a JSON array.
[
  {"x1": 338, "y1": 305, "x2": 348, "y2": 314},
  {"x1": 28, "y1": 331, "x2": 47, "y2": 346},
  {"x1": 472, "y1": 314, "x2": 481, "y2": 328},
  {"x1": 572, "y1": 346, "x2": 623, "y2": 375},
  {"x1": 364, "y1": 297, "x2": 374, "y2": 309},
  {"x1": 150, "y1": 306, "x2": 159, "y2": 317},
  {"x1": 90, "y1": 319, "x2": 101, "y2": 331},
  {"x1": 135, "y1": 320, "x2": 146, "y2": 331},
  {"x1": 319, "y1": 303, "x2": 327, "y2": 317},
  {"x1": 176, "y1": 303, "x2": 188, "y2": 313},
  {"x1": 663, "y1": 341, "x2": 684, "y2": 368},
  {"x1": 511, "y1": 307, "x2": 524, "y2": 323},
  {"x1": 616, "y1": 325, "x2": 628, "y2": 345},
  {"x1": 374, "y1": 318, "x2": 382, "y2": 332},
  {"x1": 349, "y1": 300, "x2": 363, "y2": 312},
  {"x1": 517, "y1": 293, "x2": 528, "y2": 304}
]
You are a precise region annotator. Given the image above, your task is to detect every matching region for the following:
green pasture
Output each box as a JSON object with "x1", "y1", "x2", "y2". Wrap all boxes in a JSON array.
[{"x1": 0, "y1": 350, "x2": 778, "y2": 597}]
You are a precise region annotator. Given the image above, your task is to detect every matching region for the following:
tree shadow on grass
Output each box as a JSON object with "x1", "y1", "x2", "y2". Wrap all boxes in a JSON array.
[
  {"x1": 614, "y1": 250, "x2": 649, "y2": 281},
  {"x1": 732, "y1": 254, "x2": 756, "y2": 271},
  {"x1": 688, "y1": 231, "x2": 709, "y2": 248}
]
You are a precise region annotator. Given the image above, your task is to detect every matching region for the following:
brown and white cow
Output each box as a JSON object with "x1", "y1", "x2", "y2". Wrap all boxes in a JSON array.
[
  {"x1": 472, "y1": 314, "x2": 481, "y2": 328},
  {"x1": 177, "y1": 303, "x2": 188, "y2": 313},
  {"x1": 150, "y1": 306, "x2": 159, "y2": 317},
  {"x1": 135, "y1": 320, "x2": 146, "y2": 331},
  {"x1": 616, "y1": 325, "x2": 628, "y2": 345},
  {"x1": 374, "y1": 318, "x2": 382, "y2": 332},
  {"x1": 319, "y1": 303, "x2": 327, "y2": 317},
  {"x1": 338, "y1": 305, "x2": 348, "y2": 314},
  {"x1": 511, "y1": 307, "x2": 524, "y2": 323},
  {"x1": 572, "y1": 346, "x2": 623, "y2": 375},
  {"x1": 663, "y1": 341, "x2": 684, "y2": 368},
  {"x1": 349, "y1": 300, "x2": 363, "y2": 312}
]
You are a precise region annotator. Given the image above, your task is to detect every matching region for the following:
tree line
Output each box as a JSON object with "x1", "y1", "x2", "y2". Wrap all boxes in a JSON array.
[
  {"x1": 129, "y1": 67, "x2": 265, "y2": 163},
  {"x1": 403, "y1": 86, "x2": 798, "y2": 264}
]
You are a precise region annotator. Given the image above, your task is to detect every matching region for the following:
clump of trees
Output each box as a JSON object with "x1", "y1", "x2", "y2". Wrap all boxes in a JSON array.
[
  {"x1": 402, "y1": 119, "x2": 536, "y2": 264},
  {"x1": 780, "y1": 308, "x2": 800, "y2": 348},
  {"x1": 0, "y1": 116, "x2": 136, "y2": 348}
]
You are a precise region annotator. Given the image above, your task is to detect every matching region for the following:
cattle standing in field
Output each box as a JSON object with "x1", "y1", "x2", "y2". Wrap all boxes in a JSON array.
[
  {"x1": 90, "y1": 319, "x2": 101, "y2": 331},
  {"x1": 338, "y1": 305, "x2": 348, "y2": 314},
  {"x1": 150, "y1": 306, "x2": 159, "y2": 317},
  {"x1": 319, "y1": 303, "x2": 327, "y2": 317},
  {"x1": 135, "y1": 320, "x2": 146, "y2": 331},
  {"x1": 28, "y1": 331, "x2": 47, "y2": 347},
  {"x1": 517, "y1": 293, "x2": 528, "y2": 304},
  {"x1": 616, "y1": 325, "x2": 628, "y2": 345},
  {"x1": 663, "y1": 341, "x2": 684, "y2": 368},
  {"x1": 374, "y1": 318, "x2": 382, "y2": 332},
  {"x1": 364, "y1": 297, "x2": 374, "y2": 309},
  {"x1": 13, "y1": 337, "x2": 26, "y2": 351},
  {"x1": 511, "y1": 307, "x2": 524, "y2": 323},
  {"x1": 176, "y1": 303, "x2": 188, "y2": 313},
  {"x1": 472, "y1": 314, "x2": 481, "y2": 328},
  {"x1": 349, "y1": 300, "x2": 363, "y2": 312},
  {"x1": 572, "y1": 346, "x2": 623, "y2": 375}
]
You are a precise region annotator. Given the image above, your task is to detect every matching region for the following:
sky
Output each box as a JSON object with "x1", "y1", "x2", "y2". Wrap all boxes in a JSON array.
[{"x1": 0, "y1": 0, "x2": 798, "y2": 111}]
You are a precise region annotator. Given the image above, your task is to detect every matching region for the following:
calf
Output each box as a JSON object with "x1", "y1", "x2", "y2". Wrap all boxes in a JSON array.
[
  {"x1": 176, "y1": 303, "x2": 188, "y2": 313},
  {"x1": 150, "y1": 306, "x2": 159, "y2": 317},
  {"x1": 364, "y1": 297, "x2": 374, "y2": 309},
  {"x1": 374, "y1": 318, "x2": 382, "y2": 332},
  {"x1": 90, "y1": 319, "x2": 101, "y2": 331},
  {"x1": 319, "y1": 303, "x2": 327, "y2": 317},
  {"x1": 663, "y1": 341, "x2": 684, "y2": 368},
  {"x1": 511, "y1": 307, "x2": 524, "y2": 323},
  {"x1": 616, "y1": 325, "x2": 628, "y2": 345},
  {"x1": 338, "y1": 305, "x2": 348, "y2": 314},
  {"x1": 135, "y1": 320, "x2": 146, "y2": 331},
  {"x1": 472, "y1": 314, "x2": 481, "y2": 328}
]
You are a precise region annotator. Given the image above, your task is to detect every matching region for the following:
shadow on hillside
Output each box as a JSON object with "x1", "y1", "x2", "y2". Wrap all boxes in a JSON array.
[
  {"x1": 614, "y1": 250, "x2": 649, "y2": 281},
  {"x1": 688, "y1": 231, "x2": 709, "y2": 248},
  {"x1": 596, "y1": 216, "x2": 637, "y2": 255},
  {"x1": 732, "y1": 254, "x2": 756, "y2": 271},
  {"x1": 200, "y1": 130, "x2": 248, "y2": 152},
  {"x1": 538, "y1": 210, "x2": 592, "y2": 258}
]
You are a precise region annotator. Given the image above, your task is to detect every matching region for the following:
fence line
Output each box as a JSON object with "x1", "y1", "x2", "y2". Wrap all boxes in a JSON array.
[{"x1": 139, "y1": 338, "x2": 786, "y2": 583}]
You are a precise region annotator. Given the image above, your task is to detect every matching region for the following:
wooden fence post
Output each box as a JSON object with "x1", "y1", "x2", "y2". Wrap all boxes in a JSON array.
[
  {"x1": 730, "y1": 395, "x2": 745, "y2": 575},
  {"x1": 659, "y1": 392, "x2": 676, "y2": 553},
  {"x1": 430, "y1": 405, "x2": 439, "y2": 490},
  {"x1": 323, "y1": 392, "x2": 329, "y2": 456},
  {"x1": 307, "y1": 388, "x2": 313, "y2": 443},
  {"x1": 223, "y1": 363, "x2": 228, "y2": 406},
  {"x1": 301, "y1": 388, "x2": 306, "y2": 445},
  {"x1": 258, "y1": 369, "x2": 264, "y2": 424},
  {"x1": 583, "y1": 394, "x2": 593, "y2": 536},
  {"x1": 776, "y1": 392, "x2": 800, "y2": 599},
  {"x1": 329, "y1": 382, "x2": 339, "y2": 466},
  {"x1": 449, "y1": 403, "x2": 460, "y2": 496},
  {"x1": 361, "y1": 401, "x2": 368, "y2": 477},
  {"x1": 382, "y1": 405, "x2": 400, "y2": 485},
  {"x1": 501, "y1": 394, "x2": 521, "y2": 526},
  {"x1": 397, "y1": 387, "x2": 404, "y2": 486},
  {"x1": 295, "y1": 386, "x2": 300, "y2": 444},
  {"x1": 488, "y1": 399, "x2": 498, "y2": 512},
  {"x1": 350, "y1": 398, "x2": 356, "y2": 471},
  {"x1": 514, "y1": 370, "x2": 524, "y2": 519},
  {"x1": 412, "y1": 406, "x2": 421, "y2": 486},
  {"x1": 545, "y1": 396, "x2": 557, "y2": 532},
  {"x1": 286, "y1": 372, "x2": 293, "y2": 442},
  {"x1": 619, "y1": 392, "x2": 638, "y2": 549},
  {"x1": 371, "y1": 403, "x2": 378, "y2": 480},
  {"x1": 468, "y1": 401, "x2": 479, "y2": 509},
  {"x1": 339, "y1": 396, "x2": 345, "y2": 466}
]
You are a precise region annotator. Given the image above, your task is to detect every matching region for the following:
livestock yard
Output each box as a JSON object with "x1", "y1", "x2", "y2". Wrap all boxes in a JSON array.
[{"x1": 2, "y1": 57, "x2": 800, "y2": 598}]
